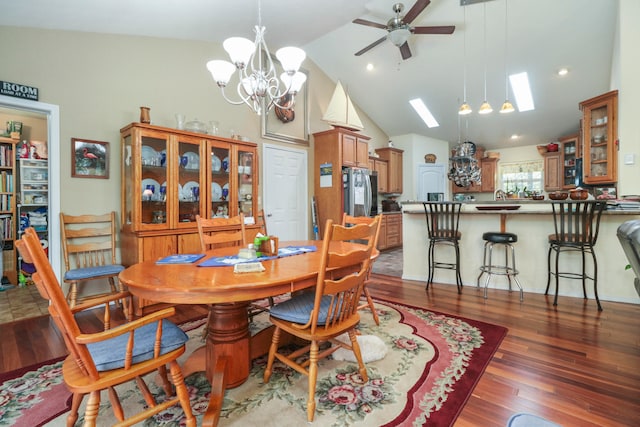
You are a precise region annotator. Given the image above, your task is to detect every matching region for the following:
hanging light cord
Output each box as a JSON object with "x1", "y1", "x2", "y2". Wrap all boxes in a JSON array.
[
  {"x1": 504, "y1": 0, "x2": 509, "y2": 98},
  {"x1": 483, "y1": 3, "x2": 488, "y2": 102},
  {"x1": 463, "y1": 6, "x2": 468, "y2": 103}
]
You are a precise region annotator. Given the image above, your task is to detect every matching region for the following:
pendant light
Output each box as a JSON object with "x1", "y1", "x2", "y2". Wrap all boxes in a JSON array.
[
  {"x1": 500, "y1": 0, "x2": 514, "y2": 114},
  {"x1": 478, "y1": 3, "x2": 492, "y2": 115},
  {"x1": 458, "y1": 6, "x2": 472, "y2": 115}
]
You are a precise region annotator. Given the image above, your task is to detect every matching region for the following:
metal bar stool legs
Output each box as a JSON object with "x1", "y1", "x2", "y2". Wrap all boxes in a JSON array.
[{"x1": 476, "y1": 232, "x2": 523, "y2": 301}]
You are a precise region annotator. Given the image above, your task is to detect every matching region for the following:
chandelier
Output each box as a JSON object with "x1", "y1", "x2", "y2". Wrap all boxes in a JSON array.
[
  {"x1": 206, "y1": 1, "x2": 306, "y2": 115},
  {"x1": 448, "y1": 141, "x2": 481, "y2": 188}
]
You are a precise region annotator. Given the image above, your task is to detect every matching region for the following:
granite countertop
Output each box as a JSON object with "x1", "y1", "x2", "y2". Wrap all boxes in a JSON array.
[{"x1": 401, "y1": 200, "x2": 640, "y2": 215}]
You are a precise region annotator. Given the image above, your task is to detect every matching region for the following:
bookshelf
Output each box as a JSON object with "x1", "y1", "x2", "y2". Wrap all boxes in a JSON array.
[{"x1": 0, "y1": 137, "x2": 17, "y2": 285}]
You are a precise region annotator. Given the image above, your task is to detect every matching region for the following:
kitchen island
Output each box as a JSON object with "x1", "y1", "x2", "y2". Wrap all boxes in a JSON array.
[{"x1": 402, "y1": 201, "x2": 640, "y2": 305}]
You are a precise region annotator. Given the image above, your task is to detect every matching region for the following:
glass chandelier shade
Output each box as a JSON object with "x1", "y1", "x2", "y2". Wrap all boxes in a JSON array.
[
  {"x1": 479, "y1": 101, "x2": 493, "y2": 114},
  {"x1": 206, "y1": 10, "x2": 306, "y2": 116},
  {"x1": 500, "y1": 100, "x2": 515, "y2": 113},
  {"x1": 459, "y1": 102, "x2": 472, "y2": 115}
]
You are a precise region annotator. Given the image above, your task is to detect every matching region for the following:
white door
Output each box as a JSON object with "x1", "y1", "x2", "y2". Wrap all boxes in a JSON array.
[
  {"x1": 262, "y1": 143, "x2": 308, "y2": 240},
  {"x1": 417, "y1": 163, "x2": 446, "y2": 201}
]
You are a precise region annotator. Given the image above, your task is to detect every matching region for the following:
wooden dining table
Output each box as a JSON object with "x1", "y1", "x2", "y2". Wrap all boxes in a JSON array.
[{"x1": 118, "y1": 239, "x2": 375, "y2": 426}]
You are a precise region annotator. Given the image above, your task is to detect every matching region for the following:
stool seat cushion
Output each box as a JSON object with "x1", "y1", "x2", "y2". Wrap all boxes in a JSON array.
[{"x1": 483, "y1": 232, "x2": 517, "y2": 243}]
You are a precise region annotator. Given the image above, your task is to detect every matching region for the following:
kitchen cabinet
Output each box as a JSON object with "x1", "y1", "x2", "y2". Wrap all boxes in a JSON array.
[
  {"x1": 452, "y1": 155, "x2": 497, "y2": 194},
  {"x1": 313, "y1": 128, "x2": 371, "y2": 233},
  {"x1": 375, "y1": 147, "x2": 404, "y2": 194},
  {"x1": 0, "y1": 137, "x2": 16, "y2": 285},
  {"x1": 379, "y1": 213, "x2": 402, "y2": 250},
  {"x1": 368, "y1": 157, "x2": 388, "y2": 193},
  {"x1": 580, "y1": 90, "x2": 618, "y2": 184},
  {"x1": 560, "y1": 133, "x2": 580, "y2": 189},
  {"x1": 120, "y1": 123, "x2": 258, "y2": 314},
  {"x1": 543, "y1": 152, "x2": 562, "y2": 192}
]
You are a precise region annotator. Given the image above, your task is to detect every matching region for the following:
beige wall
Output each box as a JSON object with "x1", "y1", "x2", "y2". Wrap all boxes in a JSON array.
[{"x1": 0, "y1": 26, "x2": 388, "y2": 221}]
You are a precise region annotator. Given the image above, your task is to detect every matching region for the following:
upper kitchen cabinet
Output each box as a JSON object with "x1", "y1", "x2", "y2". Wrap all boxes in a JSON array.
[
  {"x1": 313, "y1": 128, "x2": 371, "y2": 169},
  {"x1": 560, "y1": 133, "x2": 580, "y2": 189},
  {"x1": 368, "y1": 156, "x2": 388, "y2": 193},
  {"x1": 580, "y1": 90, "x2": 618, "y2": 185},
  {"x1": 375, "y1": 147, "x2": 404, "y2": 194}
]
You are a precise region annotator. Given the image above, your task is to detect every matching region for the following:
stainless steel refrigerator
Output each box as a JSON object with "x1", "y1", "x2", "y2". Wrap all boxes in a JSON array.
[{"x1": 343, "y1": 167, "x2": 378, "y2": 217}]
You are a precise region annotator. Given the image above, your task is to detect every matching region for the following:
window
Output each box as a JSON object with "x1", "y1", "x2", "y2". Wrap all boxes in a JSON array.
[{"x1": 499, "y1": 160, "x2": 544, "y2": 194}]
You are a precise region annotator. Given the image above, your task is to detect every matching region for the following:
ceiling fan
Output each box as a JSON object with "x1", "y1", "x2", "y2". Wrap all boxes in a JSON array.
[{"x1": 353, "y1": 0, "x2": 455, "y2": 60}]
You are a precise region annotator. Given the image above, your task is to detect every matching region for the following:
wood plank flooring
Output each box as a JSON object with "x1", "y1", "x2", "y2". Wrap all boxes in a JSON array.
[{"x1": 1, "y1": 276, "x2": 639, "y2": 426}]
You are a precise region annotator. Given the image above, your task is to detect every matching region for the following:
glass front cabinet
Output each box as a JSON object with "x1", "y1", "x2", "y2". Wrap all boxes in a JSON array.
[
  {"x1": 120, "y1": 123, "x2": 258, "y2": 279},
  {"x1": 580, "y1": 90, "x2": 618, "y2": 185}
]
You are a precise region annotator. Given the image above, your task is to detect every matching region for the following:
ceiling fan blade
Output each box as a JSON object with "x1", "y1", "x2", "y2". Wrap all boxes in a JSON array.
[
  {"x1": 352, "y1": 18, "x2": 387, "y2": 30},
  {"x1": 404, "y1": 0, "x2": 431, "y2": 24},
  {"x1": 355, "y1": 36, "x2": 387, "y2": 56},
  {"x1": 399, "y1": 42, "x2": 412, "y2": 60},
  {"x1": 413, "y1": 25, "x2": 455, "y2": 35}
]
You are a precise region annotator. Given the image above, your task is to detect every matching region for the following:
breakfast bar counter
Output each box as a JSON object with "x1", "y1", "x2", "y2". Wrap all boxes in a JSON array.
[{"x1": 401, "y1": 201, "x2": 640, "y2": 305}]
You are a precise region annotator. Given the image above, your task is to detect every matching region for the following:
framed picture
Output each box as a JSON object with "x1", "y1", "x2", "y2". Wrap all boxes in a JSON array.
[
  {"x1": 261, "y1": 66, "x2": 309, "y2": 145},
  {"x1": 594, "y1": 186, "x2": 616, "y2": 200},
  {"x1": 71, "y1": 138, "x2": 109, "y2": 179}
]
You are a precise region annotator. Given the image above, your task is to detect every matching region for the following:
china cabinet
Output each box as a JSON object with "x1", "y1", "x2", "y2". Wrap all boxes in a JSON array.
[
  {"x1": 120, "y1": 123, "x2": 258, "y2": 314},
  {"x1": 0, "y1": 137, "x2": 16, "y2": 284},
  {"x1": 580, "y1": 90, "x2": 618, "y2": 184}
]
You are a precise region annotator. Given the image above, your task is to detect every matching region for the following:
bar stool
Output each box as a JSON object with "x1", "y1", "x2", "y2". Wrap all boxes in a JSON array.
[
  {"x1": 546, "y1": 200, "x2": 606, "y2": 310},
  {"x1": 477, "y1": 232, "x2": 523, "y2": 301},
  {"x1": 422, "y1": 202, "x2": 463, "y2": 293}
]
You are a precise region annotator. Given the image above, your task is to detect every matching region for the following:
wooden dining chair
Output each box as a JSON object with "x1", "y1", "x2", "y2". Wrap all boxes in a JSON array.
[
  {"x1": 60, "y1": 211, "x2": 131, "y2": 326},
  {"x1": 342, "y1": 212, "x2": 383, "y2": 325},
  {"x1": 17, "y1": 227, "x2": 196, "y2": 427},
  {"x1": 263, "y1": 216, "x2": 379, "y2": 422},
  {"x1": 196, "y1": 213, "x2": 246, "y2": 251}
]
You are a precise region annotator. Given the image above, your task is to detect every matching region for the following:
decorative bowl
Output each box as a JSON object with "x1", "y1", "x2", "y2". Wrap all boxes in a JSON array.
[
  {"x1": 532, "y1": 194, "x2": 545, "y2": 200},
  {"x1": 548, "y1": 191, "x2": 568, "y2": 200},
  {"x1": 536, "y1": 145, "x2": 547, "y2": 155},
  {"x1": 570, "y1": 189, "x2": 589, "y2": 200},
  {"x1": 546, "y1": 142, "x2": 559, "y2": 152}
]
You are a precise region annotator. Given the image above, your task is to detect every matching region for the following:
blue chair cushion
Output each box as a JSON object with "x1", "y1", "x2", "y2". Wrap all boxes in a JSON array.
[
  {"x1": 64, "y1": 264, "x2": 125, "y2": 281},
  {"x1": 269, "y1": 292, "x2": 332, "y2": 326},
  {"x1": 87, "y1": 319, "x2": 188, "y2": 371}
]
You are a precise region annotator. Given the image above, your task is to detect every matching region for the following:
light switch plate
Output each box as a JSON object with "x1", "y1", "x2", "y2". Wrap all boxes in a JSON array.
[{"x1": 624, "y1": 154, "x2": 635, "y2": 165}]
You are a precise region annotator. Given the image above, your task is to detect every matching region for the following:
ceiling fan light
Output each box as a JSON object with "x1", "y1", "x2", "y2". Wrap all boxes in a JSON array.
[
  {"x1": 388, "y1": 27, "x2": 411, "y2": 47},
  {"x1": 500, "y1": 100, "x2": 515, "y2": 114},
  {"x1": 223, "y1": 37, "x2": 255, "y2": 69},
  {"x1": 276, "y1": 46, "x2": 306, "y2": 73},
  {"x1": 478, "y1": 101, "x2": 493, "y2": 114},
  {"x1": 459, "y1": 102, "x2": 472, "y2": 115}
]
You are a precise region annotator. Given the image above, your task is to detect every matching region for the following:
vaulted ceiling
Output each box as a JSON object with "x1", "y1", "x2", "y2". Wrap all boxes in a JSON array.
[{"x1": 0, "y1": 0, "x2": 618, "y2": 149}]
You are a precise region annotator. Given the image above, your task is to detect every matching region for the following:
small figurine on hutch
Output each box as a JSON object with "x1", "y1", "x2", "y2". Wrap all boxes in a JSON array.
[{"x1": 19, "y1": 140, "x2": 29, "y2": 158}]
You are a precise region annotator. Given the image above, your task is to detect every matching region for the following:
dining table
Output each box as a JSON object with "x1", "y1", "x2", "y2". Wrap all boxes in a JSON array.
[{"x1": 118, "y1": 239, "x2": 376, "y2": 426}]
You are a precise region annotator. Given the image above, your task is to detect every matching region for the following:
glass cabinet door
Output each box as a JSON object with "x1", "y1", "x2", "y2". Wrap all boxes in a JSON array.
[
  {"x1": 177, "y1": 136, "x2": 204, "y2": 227},
  {"x1": 209, "y1": 142, "x2": 230, "y2": 218},
  {"x1": 237, "y1": 149, "x2": 255, "y2": 219},
  {"x1": 581, "y1": 90, "x2": 617, "y2": 185},
  {"x1": 140, "y1": 133, "x2": 168, "y2": 227}
]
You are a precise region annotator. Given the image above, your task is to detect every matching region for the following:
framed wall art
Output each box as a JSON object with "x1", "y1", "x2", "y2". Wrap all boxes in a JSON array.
[
  {"x1": 71, "y1": 138, "x2": 109, "y2": 179},
  {"x1": 261, "y1": 67, "x2": 309, "y2": 145}
]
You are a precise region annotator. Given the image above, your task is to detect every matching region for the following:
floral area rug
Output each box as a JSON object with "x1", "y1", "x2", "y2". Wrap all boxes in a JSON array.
[{"x1": 1, "y1": 299, "x2": 507, "y2": 427}]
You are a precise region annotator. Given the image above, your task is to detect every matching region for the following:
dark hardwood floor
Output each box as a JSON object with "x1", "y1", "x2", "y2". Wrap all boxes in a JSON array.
[{"x1": 1, "y1": 276, "x2": 639, "y2": 427}]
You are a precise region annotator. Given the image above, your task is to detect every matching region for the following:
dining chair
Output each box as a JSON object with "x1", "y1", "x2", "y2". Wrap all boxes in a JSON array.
[
  {"x1": 17, "y1": 227, "x2": 196, "y2": 427},
  {"x1": 263, "y1": 216, "x2": 379, "y2": 422},
  {"x1": 422, "y1": 202, "x2": 463, "y2": 293},
  {"x1": 546, "y1": 200, "x2": 606, "y2": 310},
  {"x1": 59, "y1": 211, "x2": 131, "y2": 326},
  {"x1": 196, "y1": 213, "x2": 246, "y2": 251},
  {"x1": 342, "y1": 212, "x2": 383, "y2": 325}
]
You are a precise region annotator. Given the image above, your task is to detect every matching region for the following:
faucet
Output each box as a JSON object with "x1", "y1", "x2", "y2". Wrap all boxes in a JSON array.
[{"x1": 494, "y1": 189, "x2": 506, "y2": 201}]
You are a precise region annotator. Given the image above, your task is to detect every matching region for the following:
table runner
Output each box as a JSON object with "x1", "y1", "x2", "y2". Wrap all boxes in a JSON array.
[{"x1": 198, "y1": 245, "x2": 317, "y2": 267}]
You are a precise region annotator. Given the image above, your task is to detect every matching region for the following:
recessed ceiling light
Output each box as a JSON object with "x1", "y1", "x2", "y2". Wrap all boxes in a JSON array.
[
  {"x1": 509, "y1": 72, "x2": 535, "y2": 112},
  {"x1": 558, "y1": 68, "x2": 569, "y2": 76},
  {"x1": 510, "y1": 134, "x2": 519, "y2": 140},
  {"x1": 409, "y1": 98, "x2": 439, "y2": 128},
  {"x1": 366, "y1": 63, "x2": 374, "y2": 71}
]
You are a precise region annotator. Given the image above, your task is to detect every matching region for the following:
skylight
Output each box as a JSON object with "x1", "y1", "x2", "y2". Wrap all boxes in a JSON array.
[
  {"x1": 409, "y1": 98, "x2": 439, "y2": 128},
  {"x1": 509, "y1": 72, "x2": 535, "y2": 112}
]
